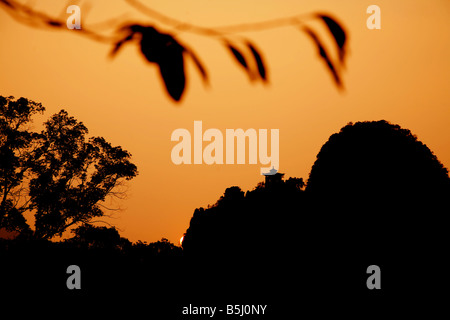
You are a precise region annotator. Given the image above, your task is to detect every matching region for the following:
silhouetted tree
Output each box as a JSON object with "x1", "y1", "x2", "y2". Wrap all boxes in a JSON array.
[
  {"x1": 69, "y1": 223, "x2": 131, "y2": 251},
  {"x1": 132, "y1": 238, "x2": 182, "y2": 258},
  {"x1": 0, "y1": 96, "x2": 138, "y2": 239},
  {"x1": 182, "y1": 179, "x2": 305, "y2": 262},
  {"x1": 286, "y1": 177, "x2": 305, "y2": 189}
]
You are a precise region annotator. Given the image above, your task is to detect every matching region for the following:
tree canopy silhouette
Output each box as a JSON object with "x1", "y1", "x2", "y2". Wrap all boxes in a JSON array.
[
  {"x1": 0, "y1": 0, "x2": 348, "y2": 102},
  {"x1": 0, "y1": 96, "x2": 138, "y2": 239},
  {"x1": 68, "y1": 223, "x2": 131, "y2": 251},
  {"x1": 182, "y1": 178, "x2": 306, "y2": 262},
  {"x1": 0, "y1": 96, "x2": 44, "y2": 233}
]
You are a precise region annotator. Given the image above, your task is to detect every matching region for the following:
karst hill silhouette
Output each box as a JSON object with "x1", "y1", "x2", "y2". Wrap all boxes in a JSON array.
[
  {"x1": 182, "y1": 120, "x2": 450, "y2": 304},
  {"x1": 182, "y1": 180, "x2": 305, "y2": 260},
  {"x1": 307, "y1": 120, "x2": 449, "y2": 251},
  {"x1": 306, "y1": 120, "x2": 450, "y2": 297}
]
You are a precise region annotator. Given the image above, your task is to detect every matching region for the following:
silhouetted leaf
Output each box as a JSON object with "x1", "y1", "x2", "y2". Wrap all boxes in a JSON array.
[
  {"x1": 303, "y1": 27, "x2": 342, "y2": 88},
  {"x1": 138, "y1": 26, "x2": 163, "y2": 63},
  {"x1": 226, "y1": 42, "x2": 248, "y2": 70},
  {"x1": 110, "y1": 34, "x2": 133, "y2": 57},
  {"x1": 112, "y1": 25, "x2": 186, "y2": 101},
  {"x1": 0, "y1": 0, "x2": 15, "y2": 9},
  {"x1": 139, "y1": 27, "x2": 186, "y2": 101},
  {"x1": 247, "y1": 41, "x2": 268, "y2": 82},
  {"x1": 184, "y1": 46, "x2": 209, "y2": 85},
  {"x1": 110, "y1": 24, "x2": 142, "y2": 57},
  {"x1": 317, "y1": 14, "x2": 347, "y2": 64},
  {"x1": 157, "y1": 44, "x2": 186, "y2": 101}
]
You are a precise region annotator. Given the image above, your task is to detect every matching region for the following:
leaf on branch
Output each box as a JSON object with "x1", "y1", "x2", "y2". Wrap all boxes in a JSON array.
[
  {"x1": 0, "y1": 0, "x2": 15, "y2": 9},
  {"x1": 184, "y1": 46, "x2": 209, "y2": 86},
  {"x1": 316, "y1": 14, "x2": 347, "y2": 65},
  {"x1": 157, "y1": 44, "x2": 186, "y2": 102},
  {"x1": 46, "y1": 20, "x2": 63, "y2": 27},
  {"x1": 110, "y1": 34, "x2": 134, "y2": 57},
  {"x1": 141, "y1": 29, "x2": 186, "y2": 101},
  {"x1": 247, "y1": 41, "x2": 268, "y2": 82},
  {"x1": 225, "y1": 41, "x2": 269, "y2": 83},
  {"x1": 111, "y1": 24, "x2": 186, "y2": 101},
  {"x1": 303, "y1": 27, "x2": 342, "y2": 89},
  {"x1": 226, "y1": 42, "x2": 249, "y2": 71}
]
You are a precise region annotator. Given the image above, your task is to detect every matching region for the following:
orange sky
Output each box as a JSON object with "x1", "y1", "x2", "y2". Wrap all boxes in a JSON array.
[{"x1": 1, "y1": 0, "x2": 450, "y2": 244}]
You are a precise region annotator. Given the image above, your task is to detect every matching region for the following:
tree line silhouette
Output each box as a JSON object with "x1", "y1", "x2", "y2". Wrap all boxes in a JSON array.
[
  {"x1": 1, "y1": 96, "x2": 449, "y2": 315},
  {"x1": 0, "y1": 95, "x2": 137, "y2": 239}
]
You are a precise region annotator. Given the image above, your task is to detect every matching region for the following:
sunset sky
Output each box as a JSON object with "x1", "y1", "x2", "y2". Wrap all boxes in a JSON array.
[{"x1": 1, "y1": 0, "x2": 449, "y2": 244}]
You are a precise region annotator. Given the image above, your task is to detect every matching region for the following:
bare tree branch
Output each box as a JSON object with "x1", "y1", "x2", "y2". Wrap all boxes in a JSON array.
[{"x1": 0, "y1": 0, "x2": 348, "y2": 101}]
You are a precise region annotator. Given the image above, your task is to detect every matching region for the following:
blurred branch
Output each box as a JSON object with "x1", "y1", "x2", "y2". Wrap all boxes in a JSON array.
[
  {"x1": 1, "y1": 0, "x2": 312, "y2": 39},
  {"x1": 0, "y1": 0, "x2": 348, "y2": 102},
  {"x1": 124, "y1": 0, "x2": 310, "y2": 36},
  {"x1": 0, "y1": 0, "x2": 115, "y2": 43}
]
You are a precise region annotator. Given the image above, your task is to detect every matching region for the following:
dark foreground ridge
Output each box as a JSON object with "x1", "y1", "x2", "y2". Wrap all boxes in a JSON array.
[{"x1": 1, "y1": 120, "x2": 449, "y2": 317}]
